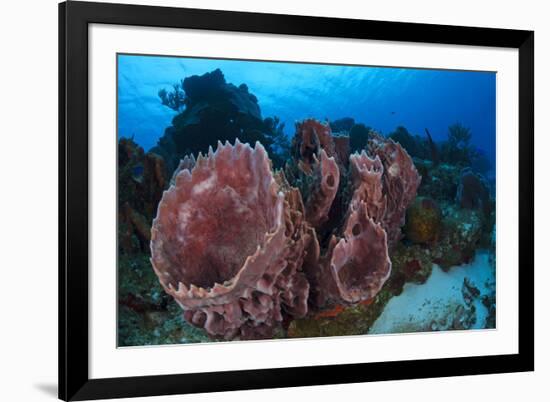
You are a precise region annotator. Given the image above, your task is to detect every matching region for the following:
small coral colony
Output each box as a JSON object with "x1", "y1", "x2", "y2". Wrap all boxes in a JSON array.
[{"x1": 118, "y1": 66, "x2": 496, "y2": 346}]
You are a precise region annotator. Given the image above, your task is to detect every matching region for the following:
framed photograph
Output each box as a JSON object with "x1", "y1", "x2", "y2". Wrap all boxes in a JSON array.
[{"x1": 59, "y1": 1, "x2": 534, "y2": 400}]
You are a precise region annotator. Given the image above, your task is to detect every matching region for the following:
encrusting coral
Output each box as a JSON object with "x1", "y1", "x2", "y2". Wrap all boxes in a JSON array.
[
  {"x1": 150, "y1": 119, "x2": 421, "y2": 340},
  {"x1": 404, "y1": 197, "x2": 442, "y2": 245}
]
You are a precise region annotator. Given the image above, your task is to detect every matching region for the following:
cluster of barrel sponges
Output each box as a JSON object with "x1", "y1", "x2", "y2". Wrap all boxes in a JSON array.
[{"x1": 150, "y1": 119, "x2": 421, "y2": 340}]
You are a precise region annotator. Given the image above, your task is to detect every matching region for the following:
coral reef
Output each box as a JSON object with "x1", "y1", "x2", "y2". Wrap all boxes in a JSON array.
[
  {"x1": 388, "y1": 126, "x2": 429, "y2": 160},
  {"x1": 388, "y1": 123, "x2": 493, "y2": 177},
  {"x1": 437, "y1": 123, "x2": 490, "y2": 170},
  {"x1": 415, "y1": 160, "x2": 461, "y2": 202},
  {"x1": 456, "y1": 168, "x2": 494, "y2": 242},
  {"x1": 280, "y1": 127, "x2": 495, "y2": 339},
  {"x1": 456, "y1": 168, "x2": 491, "y2": 215},
  {"x1": 150, "y1": 117, "x2": 421, "y2": 340},
  {"x1": 118, "y1": 84, "x2": 494, "y2": 343},
  {"x1": 404, "y1": 197, "x2": 442, "y2": 245},
  {"x1": 118, "y1": 138, "x2": 168, "y2": 254},
  {"x1": 424, "y1": 128, "x2": 440, "y2": 165},
  {"x1": 329, "y1": 117, "x2": 355, "y2": 133},
  {"x1": 119, "y1": 121, "x2": 495, "y2": 343},
  {"x1": 431, "y1": 205, "x2": 485, "y2": 269},
  {"x1": 118, "y1": 254, "x2": 211, "y2": 346},
  {"x1": 117, "y1": 66, "x2": 497, "y2": 345},
  {"x1": 389, "y1": 242, "x2": 434, "y2": 287},
  {"x1": 441, "y1": 122, "x2": 472, "y2": 166},
  {"x1": 151, "y1": 69, "x2": 290, "y2": 171},
  {"x1": 369, "y1": 251, "x2": 496, "y2": 334},
  {"x1": 291, "y1": 245, "x2": 496, "y2": 340},
  {"x1": 349, "y1": 123, "x2": 372, "y2": 153}
]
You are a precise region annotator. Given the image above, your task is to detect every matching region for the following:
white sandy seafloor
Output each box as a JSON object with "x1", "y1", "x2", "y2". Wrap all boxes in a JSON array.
[{"x1": 369, "y1": 250, "x2": 496, "y2": 334}]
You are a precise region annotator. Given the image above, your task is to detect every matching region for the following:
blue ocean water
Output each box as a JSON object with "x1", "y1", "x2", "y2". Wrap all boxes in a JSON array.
[{"x1": 118, "y1": 54, "x2": 496, "y2": 170}]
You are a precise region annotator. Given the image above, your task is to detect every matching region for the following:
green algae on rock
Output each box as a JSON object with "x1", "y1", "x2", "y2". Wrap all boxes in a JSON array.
[{"x1": 118, "y1": 254, "x2": 211, "y2": 346}]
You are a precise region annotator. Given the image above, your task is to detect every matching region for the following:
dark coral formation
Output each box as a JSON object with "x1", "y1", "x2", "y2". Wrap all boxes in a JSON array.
[
  {"x1": 456, "y1": 168, "x2": 494, "y2": 241},
  {"x1": 388, "y1": 126, "x2": 430, "y2": 160},
  {"x1": 457, "y1": 168, "x2": 491, "y2": 214},
  {"x1": 150, "y1": 118, "x2": 421, "y2": 339},
  {"x1": 349, "y1": 124, "x2": 372, "y2": 153},
  {"x1": 118, "y1": 138, "x2": 168, "y2": 254},
  {"x1": 384, "y1": 123, "x2": 492, "y2": 176},
  {"x1": 329, "y1": 117, "x2": 355, "y2": 133},
  {"x1": 415, "y1": 160, "x2": 461, "y2": 202},
  {"x1": 440, "y1": 122, "x2": 474, "y2": 166},
  {"x1": 151, "y1": 69, "x2": 290, "y2": 172}
]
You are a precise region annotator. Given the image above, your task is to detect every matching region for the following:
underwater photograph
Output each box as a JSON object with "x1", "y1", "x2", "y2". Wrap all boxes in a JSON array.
[{"x1": 117, "y1": 54, "x2": 496, "y2": 346}]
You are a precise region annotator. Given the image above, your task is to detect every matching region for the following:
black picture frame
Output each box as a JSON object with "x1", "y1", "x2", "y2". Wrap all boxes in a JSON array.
[{"x1": 59, "y1": 1, "x2": 534, "y2": 400}]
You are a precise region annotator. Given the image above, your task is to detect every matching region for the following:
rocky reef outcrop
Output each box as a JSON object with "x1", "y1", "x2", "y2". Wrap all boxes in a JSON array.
[
  {"x1": 456, "y1": 168, "x2": 491, "y2": 215},
  {"x1": 118, "y1": 138, "x2": 168, "y2": 254},
  {"x1": 404, "y1": 197, "x2": 442, "y2": 245},
  {"x1": 151, "y1": 69, "x2": 289, "y2": 172}
]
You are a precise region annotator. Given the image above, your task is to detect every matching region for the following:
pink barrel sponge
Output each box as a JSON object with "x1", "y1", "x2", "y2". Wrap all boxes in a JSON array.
[
  {"x1": 330, "y1": 201, "x2": 391, "y2": 303},
  {"x1": 150, "y1": 140, "x2": 307, "y2": 339},
  {"x1": 349, "y1": 151, "x2": 387, "y2": 222},
  {"x1": 368, "y1": 134, "x2": 421, "y2": 246},
  {"x1": 304, "y1": 149, "x2": 340, "y2": 228}
]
